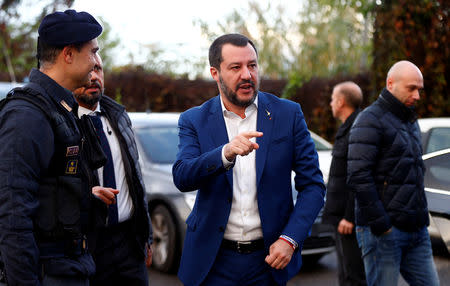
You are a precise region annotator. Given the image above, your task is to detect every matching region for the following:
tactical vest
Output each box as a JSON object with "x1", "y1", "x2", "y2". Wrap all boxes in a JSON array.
[{"x1": 0, "y1": 83, "x2": 92, "y2": 247}]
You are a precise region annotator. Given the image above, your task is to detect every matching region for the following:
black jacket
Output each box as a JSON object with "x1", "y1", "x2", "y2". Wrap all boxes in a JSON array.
[
  {"x1": 0, "y1": 69, "x2": 96, "y2": 285},
  {"x1": 88, "y1": 95, "x2": 152, "y2": 257},
  {"x1": 322, "y1": 110, "x2": 359, "y2": 227},
  {"x1": 347, "y1": 88, "x2": 428, "y2": 235}
]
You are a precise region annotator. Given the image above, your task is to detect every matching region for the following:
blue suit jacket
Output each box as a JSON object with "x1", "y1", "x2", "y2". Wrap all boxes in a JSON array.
[{"x1": 172, "y1": 92, "x2": 325, "y2": 286}]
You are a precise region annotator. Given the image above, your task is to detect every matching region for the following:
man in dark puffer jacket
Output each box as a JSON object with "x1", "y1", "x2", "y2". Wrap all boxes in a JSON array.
[{"x1": 347, "y1": 61, "x2": 439, "y2": 286}]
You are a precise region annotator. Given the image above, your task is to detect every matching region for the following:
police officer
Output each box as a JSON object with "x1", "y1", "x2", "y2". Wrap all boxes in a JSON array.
[{"x1": 0, "y1": 10, "x2": 102, "y2": 286}]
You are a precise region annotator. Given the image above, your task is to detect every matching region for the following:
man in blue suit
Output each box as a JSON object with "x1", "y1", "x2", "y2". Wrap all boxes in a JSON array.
[{"x1": 172, "y1": 33, "x2": 325, "y2": 286}]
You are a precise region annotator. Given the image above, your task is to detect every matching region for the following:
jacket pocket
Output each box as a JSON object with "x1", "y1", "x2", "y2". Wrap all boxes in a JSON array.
[
  {"x1": 56, "y1": 176, "x2": 82, "y2": 226},
  {"x1": 36, "y1": 178, "x2": 58, "y2": 232}
]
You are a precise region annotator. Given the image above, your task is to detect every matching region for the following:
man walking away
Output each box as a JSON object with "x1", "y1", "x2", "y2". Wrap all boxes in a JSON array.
[{"x1": 347, "y1": 61, "x2": 439, "y2": 286}]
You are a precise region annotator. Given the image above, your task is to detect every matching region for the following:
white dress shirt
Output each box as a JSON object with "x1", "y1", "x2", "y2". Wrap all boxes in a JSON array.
[
  {"x1": 220, "y1": 96, "x2": 263, "y2": 241},
  {"x1": 78, "y1": 104, "x2": 134, "y2": 222}
]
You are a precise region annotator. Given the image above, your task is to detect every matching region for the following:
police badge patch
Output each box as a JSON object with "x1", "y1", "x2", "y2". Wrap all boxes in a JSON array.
[
  {"x1": 66, "y1": 146, "x2": 79, "y2": 156},
  {"x1": 65, "y1": 160, "x2": 78, "y2": 174}
]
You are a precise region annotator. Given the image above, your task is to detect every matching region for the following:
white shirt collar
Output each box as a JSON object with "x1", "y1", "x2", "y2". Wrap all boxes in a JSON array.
[
  {"x1": 77, "y1": 103, "x2": 101, "y2": 118},
  {"x1": 219, "y1": 94, "x2": 258, "y2": 117}
]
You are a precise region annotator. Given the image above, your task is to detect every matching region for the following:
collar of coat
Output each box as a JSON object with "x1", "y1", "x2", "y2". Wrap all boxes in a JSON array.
[
  {"x1": 99, "y1": 94, "x2": 125, "y2": 116},
  {"x1": 335, "y1": 109, "x2": 360, "y2": 139},
  {"x1": 378, "y1": 88, "x2": 417, "y2": 123}
]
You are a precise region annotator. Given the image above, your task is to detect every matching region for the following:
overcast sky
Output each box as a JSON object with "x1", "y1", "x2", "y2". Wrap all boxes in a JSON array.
[
  {"x1": 18, "y1": 0, "x2": 300, "y2": 73},
  {"x1": 72, "y1": 0, "x2": 251, "y2": 65}
]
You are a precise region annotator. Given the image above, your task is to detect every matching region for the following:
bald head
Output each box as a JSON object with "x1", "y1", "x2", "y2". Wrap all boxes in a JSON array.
[
  {"x1": 387, "y1": 61, "x2": 422, "y2": 82},
  {"x1": 330, "y1": 81, "x2": 363, "y2": 122},
  {"x1": 386, "y1": 61, "x2": 423, "y2": 107},
  {"x1": 334, "y1": 81, "x2": 363, "y2": 109}
]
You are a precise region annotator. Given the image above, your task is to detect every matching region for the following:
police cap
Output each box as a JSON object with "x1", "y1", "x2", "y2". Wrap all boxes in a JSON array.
[{"x1": 38, "y1": 9, "x2": 102, "y2": 46}]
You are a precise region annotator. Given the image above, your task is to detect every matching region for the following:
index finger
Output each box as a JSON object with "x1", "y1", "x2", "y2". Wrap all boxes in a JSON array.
[
  {"x1": 265, "y1": 253, "x2": 276, "y2": 265},
  {"x1": 109, "y1": 188, "x2": 120, "y2": 195},
  {"x1": 241, "y1": 131, "x2": 263, "y2": 139},
  {"x1": 95, "y1": 187, "x2": 119, "y2": 197}
]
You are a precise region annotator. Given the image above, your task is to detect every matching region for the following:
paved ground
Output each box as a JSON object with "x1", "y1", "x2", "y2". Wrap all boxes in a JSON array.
[{"x1": 148, "y1": 243, "x2": 449, "y2": 286}]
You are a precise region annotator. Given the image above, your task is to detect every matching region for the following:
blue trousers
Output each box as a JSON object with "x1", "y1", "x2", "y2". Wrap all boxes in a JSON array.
[
  {"x1": 200, "y1": 247, "x2": 283, "y2": 286},
  {"x1": 355, "y1": 226, "x2": 439, "y2": 286}
]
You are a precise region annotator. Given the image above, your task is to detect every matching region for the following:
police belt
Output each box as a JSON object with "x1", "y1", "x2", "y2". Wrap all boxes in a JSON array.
[{"x1": 38, "y1": 238, "x2": 88, "y2": 259}]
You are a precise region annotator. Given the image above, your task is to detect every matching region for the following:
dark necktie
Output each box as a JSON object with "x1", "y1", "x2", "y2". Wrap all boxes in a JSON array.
[{"x1": 90, "y1": 114, "x2": 119, "y2": 225}]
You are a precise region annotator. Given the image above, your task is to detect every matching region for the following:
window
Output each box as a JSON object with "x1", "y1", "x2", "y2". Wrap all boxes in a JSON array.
[
  {"x1": 136, "y1": 127, "x2": 179, "y2": 164},
  {"x1": 426, "y1": 127, "x2": 450, "y2": 153},
  {"x1": 424, "y1": 152, "x2": 450, "y2": 190}
]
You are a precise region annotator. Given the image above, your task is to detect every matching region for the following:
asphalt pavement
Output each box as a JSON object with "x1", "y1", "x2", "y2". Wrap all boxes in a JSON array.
[{"x1": 148, "y1": 245, "x2": 449, "y2": 286}]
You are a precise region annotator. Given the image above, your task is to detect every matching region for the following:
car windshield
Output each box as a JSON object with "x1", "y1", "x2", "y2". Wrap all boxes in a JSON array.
[{"x1": 135, "y1": 126, "x2": 179, "y2": 164}]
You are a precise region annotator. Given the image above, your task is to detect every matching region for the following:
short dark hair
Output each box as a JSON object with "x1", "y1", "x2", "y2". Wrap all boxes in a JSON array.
[
  {"x1": 209, "y1": 33, "x2": 258, "y2": 70},
  {"x1": 37, "y1": 38, "x2": 84, "y2": 67}
]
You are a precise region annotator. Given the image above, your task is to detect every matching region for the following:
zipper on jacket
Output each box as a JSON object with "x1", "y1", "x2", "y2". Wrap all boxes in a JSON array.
[
  {"x1": 79, "y1": 136, "x2": 95, "y2": 187},
  {"x1": 81, "y1": 136, "x2": 85, "y2": 153},
  {"x1": 382, "y1": 180, "x2": 388, "y2": 201}
]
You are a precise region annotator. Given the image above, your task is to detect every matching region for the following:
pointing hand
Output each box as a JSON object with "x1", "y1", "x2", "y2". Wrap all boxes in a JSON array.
[{"x1": 224, "y1": 131, "x2": 263, "y2": 162}]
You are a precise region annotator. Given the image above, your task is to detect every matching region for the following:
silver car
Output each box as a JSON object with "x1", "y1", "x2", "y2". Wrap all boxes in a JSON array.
[
  {"x1": 418, "y1": 118, "x2": 450, "y2": 244},
  {"x1": 423, "y1": 148, "x2": 450, "y2": 254},
  {"x1": 130, "y1": 112, "x2": 334, "y2": 273},
  {"x1": 419, "y1": 117, "x2": 450, "y2": 154}
]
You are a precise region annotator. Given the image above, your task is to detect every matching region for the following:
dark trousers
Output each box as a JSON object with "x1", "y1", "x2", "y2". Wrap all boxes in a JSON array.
[
  {"x1": 42, "y1": 276, "x2": 89, "y2": 286},
  {"x1": 91, "y1": 220, "x2": 148, "y2": 286},
  {"x1": 200, "y1": 246, "x2": 283, "y2": 286},
  {"x1": 335, "y1": 229, "x2": 367, "y2": 286}
]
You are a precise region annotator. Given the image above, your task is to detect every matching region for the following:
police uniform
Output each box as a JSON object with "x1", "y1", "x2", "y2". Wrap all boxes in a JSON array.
[{"x1": 0, "y1": 10, "x2": 102, "y2": 286}]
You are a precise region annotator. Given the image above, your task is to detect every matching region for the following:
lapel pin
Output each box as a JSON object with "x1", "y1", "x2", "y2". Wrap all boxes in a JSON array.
[{"x1": 265, "y1": 109, "x2": 272, "y2": 120}]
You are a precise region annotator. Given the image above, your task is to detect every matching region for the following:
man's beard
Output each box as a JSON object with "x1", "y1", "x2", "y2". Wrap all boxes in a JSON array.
[
  {"x1": 219, "y1": 75, "x2": 258, "y2": 108},
  {"x1": 74, "y1": 81, "x2": 103, "y2": 108},
  {"x1": 76, "y1": 91, "x2": 102, "y2": 108}
]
